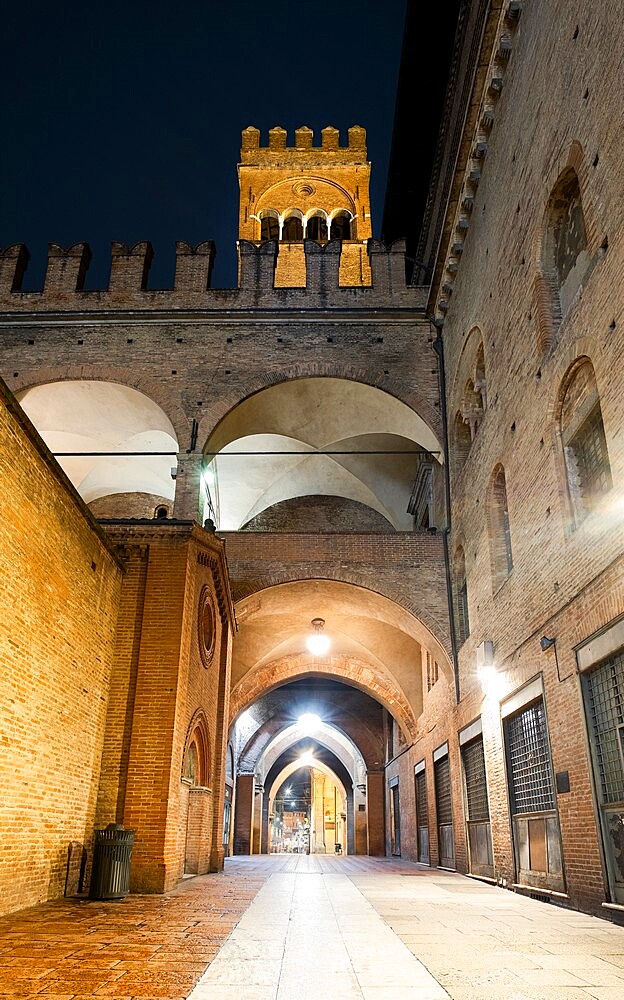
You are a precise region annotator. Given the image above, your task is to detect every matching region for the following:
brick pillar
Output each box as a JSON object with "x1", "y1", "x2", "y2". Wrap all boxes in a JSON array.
[
  {"x1": 173, "y1": 451, "x2": 203, "y2": 522},
  {"x1": 209, "y1": 627, "x2": 232, "y2": 872},
  {"x1": 234, "y1": 774, "x2": 255, "y2": 855},
  {"x1": 366, "y1": 771, "x2": 385, "y2": 856}
]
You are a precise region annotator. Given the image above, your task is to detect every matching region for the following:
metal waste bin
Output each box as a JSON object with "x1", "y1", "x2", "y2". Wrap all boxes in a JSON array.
[{"x1": 89, "y1": 823, "x2": 135, "y2": 900}]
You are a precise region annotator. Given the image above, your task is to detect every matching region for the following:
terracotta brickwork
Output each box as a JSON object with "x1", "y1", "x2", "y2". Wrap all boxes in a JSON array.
[
  {"x1": 238, "y1": 126, "x2": 372, "y2": 287},
  {"x1": 97, "y1": 523, "x2": 234, "y2": 892},
  {"x1": 386, "y1": 0, "x2": 624, "y2": 916},
  {"x1": 0, "y1": 379, "x2": 122, "y2": 915}
]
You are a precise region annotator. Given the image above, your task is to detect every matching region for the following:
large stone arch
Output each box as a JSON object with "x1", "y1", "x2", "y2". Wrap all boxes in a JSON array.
[
  {"x1": 13, "y1": 365, "x2": 190, "y2": 449},
  {"x1": 196, "y1": 366, "x2": 443, "y2": 449}
]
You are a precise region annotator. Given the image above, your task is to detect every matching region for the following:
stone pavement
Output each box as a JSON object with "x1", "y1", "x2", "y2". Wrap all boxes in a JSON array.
[{"x1": 1, "y1": 856, "x2": 624, "y2": 999}]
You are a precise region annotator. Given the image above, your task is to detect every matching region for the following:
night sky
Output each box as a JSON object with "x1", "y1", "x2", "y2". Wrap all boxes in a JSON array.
[{"x1": 2, "y1": 1, "x2": 411, "y2": 290}]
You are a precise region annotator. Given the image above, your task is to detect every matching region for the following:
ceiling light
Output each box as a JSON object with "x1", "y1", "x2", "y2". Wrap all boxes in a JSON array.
[
  {"x1": 298, "y1": 712, "x2": 321, "y2": 734},
  {"x1": 306, "y1": 617, "x2": 330, "y2": 656},
  {"x1": 297, "y1": 750, "x2": 315, "y2": 767}
]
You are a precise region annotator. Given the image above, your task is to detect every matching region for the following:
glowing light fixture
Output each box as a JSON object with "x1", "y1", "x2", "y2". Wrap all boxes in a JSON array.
[
  {"x1": 298, "y1": 712, "x2": 321, "y2": 734},
  {"x1": 297, "y1": 750, "x2": 315, "y2": 767},
  {"x1": 306, "y1": 617, "x2": 330, "y2": 656}
]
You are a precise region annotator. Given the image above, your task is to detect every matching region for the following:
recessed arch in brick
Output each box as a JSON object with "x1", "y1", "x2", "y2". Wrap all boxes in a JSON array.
[{"x1": 230, "y1": 653, "x2": 419, "y2": 742}]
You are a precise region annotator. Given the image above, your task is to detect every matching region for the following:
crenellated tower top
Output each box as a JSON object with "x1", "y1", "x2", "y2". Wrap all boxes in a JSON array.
[
  {"x1": 238, "y1": 125, "x2": 372, "y2": 288},
  {"x1": 240, "y1": 125, "x2": 367, "y2": 163}
]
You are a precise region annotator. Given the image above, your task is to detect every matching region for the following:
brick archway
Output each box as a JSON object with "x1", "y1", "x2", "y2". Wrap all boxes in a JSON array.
[
  {"x1": 197, "y1": 365, "x2": 442, "y2": 449},
  {"x1": 230, "y1": 652, "x2": 419, "y2": 741}
]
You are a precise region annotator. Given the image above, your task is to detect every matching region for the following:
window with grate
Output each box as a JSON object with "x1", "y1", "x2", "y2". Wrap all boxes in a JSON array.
[
  {"x1": 415, "y1": 769, "x2": 428, "y2": 825},
  {"x1": 560, "y1": 358, "x2": 612, "y2": 524},
  {"x1": 584, "y1": 650, "x2": 624, "y2": 805},
  {"x1": 434, "y1": 755, "x2": 453, "y2": 826},
  {"x1": 504, "y1": 699, "x2": 555, "y2": 814},
  {"x1": 462, "y1": 737, "x2": 490, "y2": 822}
]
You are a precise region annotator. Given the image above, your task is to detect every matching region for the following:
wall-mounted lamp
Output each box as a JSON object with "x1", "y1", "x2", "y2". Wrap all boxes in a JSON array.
[{"x1": 539, "y1": 634, "x2": 565, "y2": 682}]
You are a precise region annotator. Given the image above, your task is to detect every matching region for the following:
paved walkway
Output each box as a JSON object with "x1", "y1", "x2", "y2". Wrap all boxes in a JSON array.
[{"x1": 1, "y1": 856, "x2": 624, "y2": 999}]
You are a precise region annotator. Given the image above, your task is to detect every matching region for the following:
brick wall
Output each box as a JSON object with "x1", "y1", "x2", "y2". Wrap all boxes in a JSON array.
[
  {"x1": 393, "y1": 0, "x2": 624, "y2": 915},
  {"x1": 0, "y1": 380, "x2": 122, "y2": 915},
  {"x1": 97, "y1": 523, "x2": 234, "y2": 892},
  {"x1": 241, "y1": 495, "x2": 394, "y2": 533}
]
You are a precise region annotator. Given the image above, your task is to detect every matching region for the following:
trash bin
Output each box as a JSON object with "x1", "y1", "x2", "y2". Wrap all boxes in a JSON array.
[{"x1": 89, "y1": 823, "x2": 135, "y2": 900}]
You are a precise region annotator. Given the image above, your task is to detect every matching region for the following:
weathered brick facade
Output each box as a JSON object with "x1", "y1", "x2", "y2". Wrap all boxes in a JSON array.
[
  {"x1": 0, "y1": 380, "x2": 122, "y2": 914},
  {"x1": 0, "y1": 0, "x2": 623, "y2": 922}
]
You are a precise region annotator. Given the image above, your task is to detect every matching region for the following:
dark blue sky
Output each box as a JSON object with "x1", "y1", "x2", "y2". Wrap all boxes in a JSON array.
[{"x1": 2, "y1": 1, "x2": 408, "y2": 289}]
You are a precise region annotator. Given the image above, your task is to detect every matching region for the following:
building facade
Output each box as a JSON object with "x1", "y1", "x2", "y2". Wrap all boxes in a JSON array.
[{"x1": 0, "y1": 0, "x2": 623, "y2": 922}]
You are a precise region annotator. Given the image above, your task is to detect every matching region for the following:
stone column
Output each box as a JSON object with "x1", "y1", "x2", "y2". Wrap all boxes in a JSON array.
[{"x1": 311, "y1": 770, "x2": 326, "y2": 854}]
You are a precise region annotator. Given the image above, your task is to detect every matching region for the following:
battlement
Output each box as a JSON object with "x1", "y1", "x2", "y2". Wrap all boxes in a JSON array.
[
  {"x1": 0, "y1": 238, "x2": 422, "y2": 311},
  {"x1": 240, "y1": 125, "x2": 367, "y2": 164}
]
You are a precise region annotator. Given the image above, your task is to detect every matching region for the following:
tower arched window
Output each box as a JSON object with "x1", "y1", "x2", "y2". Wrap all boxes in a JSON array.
[
  {"x1": 282, "y1": 213, "x2": 303, "y2": 241},
  {"x1": 306, "y1": 212, "x2": 328, "y2": 242},
  {"x1": 487, "y1": 464, "x2": 513, "y2": 591},
  {"x1": 260, "y1": 211, "x2": 279, "y2": 242},
  {"x1": 454, "y1": 545, "x2": 469, "y2": 646},
  {"x1": 330, "y1": 211, "x2": 352, "y2": 240},
  {"x1": 560, "y1": 358, "x2": 612, "y2": 524}
]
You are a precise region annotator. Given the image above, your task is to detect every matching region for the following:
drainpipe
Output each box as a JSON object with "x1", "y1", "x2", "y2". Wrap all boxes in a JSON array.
[{"x1": 431, "y1": 317, "x2": 461, "y2": 704}]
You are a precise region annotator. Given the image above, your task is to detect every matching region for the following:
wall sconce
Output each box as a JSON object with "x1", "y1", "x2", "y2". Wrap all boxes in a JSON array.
[{"x1": 539, "y1": 634, "x2": 564, "y2": 681}]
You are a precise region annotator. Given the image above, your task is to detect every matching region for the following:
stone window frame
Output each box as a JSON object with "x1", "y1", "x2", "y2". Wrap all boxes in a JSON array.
[
  {"x1": 256, "y1": 206, "x2": 354, "y2": 243},
  {"x1": 451, "y1": 327, "x2": 488, "y2": 480},
  {"x1": 557, "y1": 356, "x2": 612, "y2": 529},
  {"x1": 533, "y1": 141, "x2": 600, "y2": 355},
  {"x1": 453, "y1": 543, "x2": 470, "y2": 647},
  {"x1": 486, "y1": 463, "x2": 513, "y2": 593}
]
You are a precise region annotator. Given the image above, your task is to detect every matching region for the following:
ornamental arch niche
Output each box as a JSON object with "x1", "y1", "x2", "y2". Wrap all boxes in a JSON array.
[
  {"x1": 450, "y1": 328, "x2": 487, "y2": 477},
  {"x1": 181, "y1": 711, "x2": 212, "y2": 876},
  {"x1": 16, "y1": 379, "x2": 179, "y2": 517}
]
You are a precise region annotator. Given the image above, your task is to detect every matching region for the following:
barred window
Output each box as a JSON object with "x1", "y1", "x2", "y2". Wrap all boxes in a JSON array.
[{"x1": 560, "y1": 358, "x2": 612, "y2": 524}]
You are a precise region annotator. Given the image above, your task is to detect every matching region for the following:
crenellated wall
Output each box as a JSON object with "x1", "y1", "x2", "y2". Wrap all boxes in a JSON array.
[{"x1": 0, "y1": 238, "x2": 413, "y2": 309}]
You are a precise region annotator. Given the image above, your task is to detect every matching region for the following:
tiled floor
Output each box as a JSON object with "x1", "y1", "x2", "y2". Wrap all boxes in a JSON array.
[{"x1": 1, "y1": 856, "x2": 624, "y2": 999}]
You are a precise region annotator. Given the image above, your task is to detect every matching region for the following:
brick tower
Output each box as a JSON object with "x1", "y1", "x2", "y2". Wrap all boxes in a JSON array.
[{"x1": 238, "y1": 125, "x2": 372, "y2": 287}]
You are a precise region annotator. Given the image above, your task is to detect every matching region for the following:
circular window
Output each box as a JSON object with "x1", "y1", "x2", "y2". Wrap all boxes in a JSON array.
[
  {"x1": 292, "y1": 181, "x2": 315, "y2": 198},
  {"x1": 198, "y1": 587, "x2": 216, "y2": 666}
]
